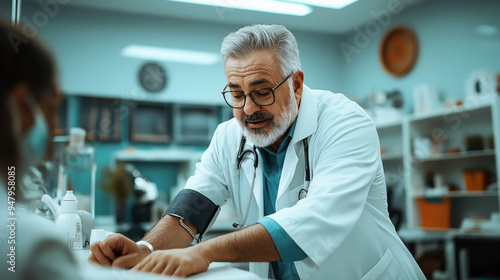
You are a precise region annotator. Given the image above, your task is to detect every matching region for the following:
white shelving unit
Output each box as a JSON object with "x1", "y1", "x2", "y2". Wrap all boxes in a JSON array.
[
  {"x1": 404, "y1": 99, "x2": 500, "y2": 231},
  {"x1": 376, "y1": 119, "x2": 406, "y2": 229},
  {"x1": 377, "y1": 120, "x2": 405, "y2": 182},
  {"x1": 376, "y1": 96, "x2": 500, "y2": 279}
]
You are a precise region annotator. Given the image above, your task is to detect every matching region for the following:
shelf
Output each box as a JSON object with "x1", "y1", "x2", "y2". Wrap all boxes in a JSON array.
[
  {"x1": 375, "y1": 120, "x2": 402, "y2": 130},
  {"x1": 398, "y1": 227, "x2": 457, "y2": 242},
  {"x1": 381, "y1": 153, "x2": 403, "y2": 161},
  {"x1": 448, "y1": 191, "x2": 499, "y2": 198},
  {"x1": 411, "y1": 149, "x2": 496, "y2": 163},
  {"x1": 408, "y1": 103, "x2": 492, "y2": 123},
  {"x1": 398, "y1": 227, "x2": 500, "y2": 241},
  {"x1": 114, "y1": 148, "x2": 204, "y2": 163},
  {"x1": 414, "y1": 191, "x2": 498, "y2": 199}
]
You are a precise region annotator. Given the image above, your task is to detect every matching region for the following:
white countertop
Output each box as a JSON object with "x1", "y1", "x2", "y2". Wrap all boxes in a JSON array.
[{"x1": 73, "y1": 250, "x2": 262, "y2": 280}]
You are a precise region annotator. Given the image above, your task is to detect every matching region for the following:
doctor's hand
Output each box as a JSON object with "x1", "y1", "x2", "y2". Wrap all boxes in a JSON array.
[
  {"x1": 88, "y1": 233, "x2": 151, "y2": 268},
  {"x1": 132, "y1": 246, "x2": 212, "y2": 278}
]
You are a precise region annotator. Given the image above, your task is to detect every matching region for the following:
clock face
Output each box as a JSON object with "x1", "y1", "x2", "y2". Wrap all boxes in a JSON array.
[
  {"x1": 379, "y1": 27, "x2": 418, "y2": 76},
  {"x1": 139, "y1": 62, "x2": 167, "y2": 93}
]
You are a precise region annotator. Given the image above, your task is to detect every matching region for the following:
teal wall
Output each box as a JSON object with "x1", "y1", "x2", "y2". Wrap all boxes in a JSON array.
[
  {"x1": 0, "y1": 3, "x2": 9, "y2": 19},
  {"x1": 339, "y1": 0, "x2": 500, "y2": 113}
]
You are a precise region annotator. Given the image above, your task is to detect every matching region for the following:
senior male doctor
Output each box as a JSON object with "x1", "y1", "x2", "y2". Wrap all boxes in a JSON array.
[{"x1": 89, "y1": 24, "x2": 424, "y2": 280}]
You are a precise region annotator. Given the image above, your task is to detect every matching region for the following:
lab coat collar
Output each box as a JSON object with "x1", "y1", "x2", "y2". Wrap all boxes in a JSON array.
[
  {"x1": 291, "y1": 85, "x2": 317, "y2": 144},
  {"x1": 277, "y1": 85, "x2": 317, "y2": 204}
]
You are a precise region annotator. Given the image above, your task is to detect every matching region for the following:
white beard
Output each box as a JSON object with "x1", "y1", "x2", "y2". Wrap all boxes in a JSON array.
[{"x1": 242, "y1": 87, "x2": 298, "y2": 147}]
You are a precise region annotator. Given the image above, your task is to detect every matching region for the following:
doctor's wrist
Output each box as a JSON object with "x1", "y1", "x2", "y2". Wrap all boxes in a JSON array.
[{"x1": 196, "y1": 241, "x2": 215, "y2": 264}]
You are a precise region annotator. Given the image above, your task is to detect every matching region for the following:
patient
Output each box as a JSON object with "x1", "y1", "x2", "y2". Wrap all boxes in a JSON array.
[{"x1": 0, "y1": 19, "x2": 79, "y2": 280}]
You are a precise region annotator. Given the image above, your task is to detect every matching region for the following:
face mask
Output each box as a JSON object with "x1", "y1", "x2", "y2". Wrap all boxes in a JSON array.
[{"x1": 9, "y1": 96, "x2": 49, "y2": 175}]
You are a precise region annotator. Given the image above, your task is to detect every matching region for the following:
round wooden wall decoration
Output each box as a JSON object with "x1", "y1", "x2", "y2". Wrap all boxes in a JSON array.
[{"x1": 379, "y1": 26, "x2": 418, "y2": 77}]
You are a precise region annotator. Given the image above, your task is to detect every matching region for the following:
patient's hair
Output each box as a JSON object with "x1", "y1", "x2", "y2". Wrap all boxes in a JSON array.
[{"x1": 0, "y1": 19, "x2": 56, "y2": 169}]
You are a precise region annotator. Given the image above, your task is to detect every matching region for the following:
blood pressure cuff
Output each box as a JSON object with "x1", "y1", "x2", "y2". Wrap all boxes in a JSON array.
[{"x1": 164, "y1": 189, "x2": 220, "y2": 236}]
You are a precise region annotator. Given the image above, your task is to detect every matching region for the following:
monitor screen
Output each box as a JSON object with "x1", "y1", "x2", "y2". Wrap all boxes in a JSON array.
[
  {"x1": 176, "y1": 106, "x2": 216, "y2": 144},
  {"x1": 130, "y1": 103, "x2": 171, "y2": 143}
]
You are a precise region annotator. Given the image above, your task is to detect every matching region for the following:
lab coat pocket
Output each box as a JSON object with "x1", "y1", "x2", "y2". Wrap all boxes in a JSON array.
[{"x1": 360, "y1": 249, "x2": 403, "y2": 280}]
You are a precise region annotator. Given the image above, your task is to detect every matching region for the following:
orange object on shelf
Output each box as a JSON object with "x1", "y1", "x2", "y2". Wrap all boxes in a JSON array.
[
  {"x1": 463, "y1": 170, "x2": 489, "y2": 192},
  {"x1": 417, "y1": 197, "x2": 451, "y2": 229}
]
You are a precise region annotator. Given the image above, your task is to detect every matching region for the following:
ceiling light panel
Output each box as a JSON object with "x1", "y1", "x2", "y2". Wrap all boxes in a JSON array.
[
  {"x1": 168, "y1": 0, "x2": 312, "y2": 16},
  {"x1": 285, "y1": 0, "x2": 358, "y2": 9},
  {"x1": 122, "y1": 45, "x2": 220, "y2": 65}
]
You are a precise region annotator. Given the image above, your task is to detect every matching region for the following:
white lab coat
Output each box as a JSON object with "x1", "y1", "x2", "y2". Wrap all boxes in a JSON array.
[{"x1": 185, "y1": 86, "x2": 425, "y2": 279}]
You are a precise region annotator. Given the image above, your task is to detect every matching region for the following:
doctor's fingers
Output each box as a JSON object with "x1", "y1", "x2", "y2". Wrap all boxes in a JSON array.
[
  {"x1": 132, "y1": 253, "x2": 153, "y2": 271},
  {"x1": 133, "y1": 256, "x2": 165, "y2": 273},
  {"x1": 153, "y1": 250, "x2": 209, "y2": 277},
  {"x1": 111, "y1": 253, "x2": 142, "y2": 269},
  {"x1": 172, "y1": 265, "x2": 201, "y2": 278},
  {"x1": 134, "y1": 252, "x2": 179, "y2": 276}
]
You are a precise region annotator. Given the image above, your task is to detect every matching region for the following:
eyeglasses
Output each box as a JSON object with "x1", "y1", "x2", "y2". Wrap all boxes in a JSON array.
[{"x1": 222, "y1": 73, "x2": 293, "y2": 109}]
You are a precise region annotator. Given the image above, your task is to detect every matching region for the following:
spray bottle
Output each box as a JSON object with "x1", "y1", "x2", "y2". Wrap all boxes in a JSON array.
[{"x1": 56, "y1": 191, "x2": 83, "y2": 250}]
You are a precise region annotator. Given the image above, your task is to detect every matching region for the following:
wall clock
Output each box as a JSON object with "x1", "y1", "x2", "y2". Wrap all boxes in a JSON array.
[
  {"x1": 379, "y1": 26, "x2": 418, "y2": 77},
  {"x1": 139, "y1": 62, "x2": 167, "y2": 93}
]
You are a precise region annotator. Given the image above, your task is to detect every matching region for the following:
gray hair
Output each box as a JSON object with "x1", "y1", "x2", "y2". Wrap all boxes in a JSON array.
[{"x1": 220, "y1": 24, "x2": 301, "y2": 77}]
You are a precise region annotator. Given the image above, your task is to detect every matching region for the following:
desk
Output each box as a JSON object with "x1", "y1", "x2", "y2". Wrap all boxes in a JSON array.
[
  {"x1": 398, "y1": 228, "x2": 456, "y2": 279},
  {"x1": 398, "y1": 228, "x2": 500, "y2": 280},
  {"x1": 73, "y1": 250, "x2": 262, "y2": 280},
  {"x1": 454, "y1": 234, "x2": 500, "y2": 280}
]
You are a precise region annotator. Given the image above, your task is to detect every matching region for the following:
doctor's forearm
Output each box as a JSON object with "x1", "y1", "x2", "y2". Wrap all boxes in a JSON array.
[
  {"x1": 142, "y1": 215, "x2": 197, "y2": 251},
  {"x1": 198, "y1": 223, "x2": 281, "y2": 263}
]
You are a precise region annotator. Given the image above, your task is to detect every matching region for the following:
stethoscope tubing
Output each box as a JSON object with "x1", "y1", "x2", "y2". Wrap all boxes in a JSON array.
[{"x1": 234, "y1": 136, "x2": 311, "y2": 228}]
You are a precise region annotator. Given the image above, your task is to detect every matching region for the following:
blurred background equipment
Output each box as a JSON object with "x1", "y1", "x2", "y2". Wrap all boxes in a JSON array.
[
  {"x1": 366, "y1": 89, "x2": 404, "y2": 126},
  {"x1": 101, "y1": 163, "x2": 159, "y2": 241},
  {"x1": 413, "y1": 84, "x2": 441, "y2": 115},
  {"x1": 465, "y1": 70, "x2": 500, "y2": 106}
]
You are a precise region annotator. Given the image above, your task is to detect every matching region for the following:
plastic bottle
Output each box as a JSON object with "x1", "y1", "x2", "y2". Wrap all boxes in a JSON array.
[
  {"x1": 60, "y1": 128, "x2": 96, "y2": 219},
  {"x1": 56, "y1": 191, "x2": 83, "y2": 250}
]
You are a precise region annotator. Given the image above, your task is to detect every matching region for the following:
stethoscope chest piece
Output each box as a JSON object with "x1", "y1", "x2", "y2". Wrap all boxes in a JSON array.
[{"x1": 298, "y1": 188, "x2": 308, "y2": 200}]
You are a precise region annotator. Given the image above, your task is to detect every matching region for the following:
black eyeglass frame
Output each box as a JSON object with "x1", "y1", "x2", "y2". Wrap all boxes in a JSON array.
[{"x1": 221, "y1": 73, "x2": 293, "y2": 109}]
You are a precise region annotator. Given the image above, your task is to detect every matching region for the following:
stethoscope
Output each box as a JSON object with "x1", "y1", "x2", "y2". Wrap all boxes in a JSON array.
[{"x1": 233, "y1": 136, "x2": 311, "y2": 228}]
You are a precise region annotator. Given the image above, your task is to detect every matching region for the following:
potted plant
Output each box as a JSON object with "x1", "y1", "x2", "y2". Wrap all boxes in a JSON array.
[{"x1": 101, "y1": 163, "x2": 132, "y2": 223}]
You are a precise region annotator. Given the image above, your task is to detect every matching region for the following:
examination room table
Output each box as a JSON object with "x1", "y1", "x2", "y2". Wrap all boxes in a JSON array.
[{"x1": 73, "y1": 250, "x2": 262, "y2": 280}]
